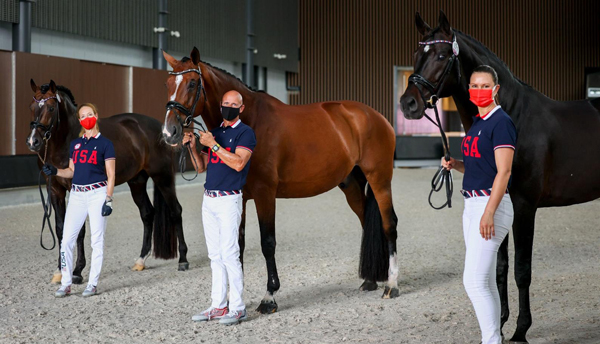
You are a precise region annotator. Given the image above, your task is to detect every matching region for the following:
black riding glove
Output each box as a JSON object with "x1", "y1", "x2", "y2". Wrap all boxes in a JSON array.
[
  {"x1": 102, "y1": 199, "x2": 113, "y2": 217},
  {"x1": 42, "y1": 163, "x2": 57, "y2": 176}
]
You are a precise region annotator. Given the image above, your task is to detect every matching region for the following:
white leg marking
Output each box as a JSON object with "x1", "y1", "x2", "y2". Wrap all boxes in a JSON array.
[
  {"x1": 387, "y1": 252, "x2": 399, "y2": 288},
  {"x1": 263, "y1": 291, "x2": 275, "y2": 302}
]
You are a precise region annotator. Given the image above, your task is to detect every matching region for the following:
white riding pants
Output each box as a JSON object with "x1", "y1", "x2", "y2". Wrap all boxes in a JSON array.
[
  {"x1": 202, "y1": 193, "x2": 245, "y2": 311},
  {"x1": 462, "y1": 194, "x2": 513, "y2": 344},
  {"x1": 61, "y1": 186, "x2": 107, "y2": 287}
]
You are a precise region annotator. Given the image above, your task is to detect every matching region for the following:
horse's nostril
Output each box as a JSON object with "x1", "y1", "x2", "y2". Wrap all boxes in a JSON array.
[
  {"x1": 33, "y1": 138, "x2": 39, "y2": 146},
  {"x1": 407, "y1": 98, "x2": 418, "y2": 112}
]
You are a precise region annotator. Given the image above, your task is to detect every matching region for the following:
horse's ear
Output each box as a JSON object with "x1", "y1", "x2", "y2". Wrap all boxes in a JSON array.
[
  {"x1": 30, "y1": 79, "x2": 38, "y2": 92},
  {"x1": 438, "y1": 10, "x2": 451, "y2": 34},
  {"x1": 49, "y1": 80, "x2": 57, "y2": 93},
  {"x1": 190, "y1": 47, "x2": 200, "y2": 66},
  {"x1": 415, "y1": 12, "x2": 431, "y2": 36},
  {"x1": 162, "y1": 50, "x2": 179, "y2": 69}
]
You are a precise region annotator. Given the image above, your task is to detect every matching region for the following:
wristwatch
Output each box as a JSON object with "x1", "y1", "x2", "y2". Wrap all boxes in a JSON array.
[{"x1": 211, "y1": 144, "x2": 220, "y2": 153}]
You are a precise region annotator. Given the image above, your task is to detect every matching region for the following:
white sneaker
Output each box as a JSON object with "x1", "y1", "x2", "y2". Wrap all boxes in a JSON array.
[
  {"x1": 82, "y1": 285, "x2": 97, "y2": 297},
  {"x1": 55, "y1": 285, "x2": 71, "y2": 298},
  {"x1": 219, "y1": 309, "x2": 248, "y2": 325},
  {"x1": 192, "y1": 307, "x2": 228, "y2": 322}
]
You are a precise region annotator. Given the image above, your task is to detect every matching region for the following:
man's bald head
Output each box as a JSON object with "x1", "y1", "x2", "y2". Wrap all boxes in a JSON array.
[{"x1": 222, "y1": 90, "x2": 243, "y2": 107}]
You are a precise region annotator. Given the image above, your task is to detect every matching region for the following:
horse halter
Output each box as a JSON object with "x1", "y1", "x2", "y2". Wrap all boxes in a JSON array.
[
  {"x1": 31, "y1": 95, "x2": 61, "y2": 141},
  {"x1": 165, "y1": 67, "x2": 207, "y2": 130},
  {"x1": 408, "y1": 33, "x2": 461, "y2": 109}
]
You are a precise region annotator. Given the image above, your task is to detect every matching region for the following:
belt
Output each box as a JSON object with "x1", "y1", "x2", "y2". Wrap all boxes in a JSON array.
[
  {"x1": 204, "y1": 189, "x2": 242, "y2": 198},
  {"x1": 460, "y1": 188, "x2": 508, "y2": 199},
  {"x1": 71, "y1": 181, "x2": 107, "y2": 192}
]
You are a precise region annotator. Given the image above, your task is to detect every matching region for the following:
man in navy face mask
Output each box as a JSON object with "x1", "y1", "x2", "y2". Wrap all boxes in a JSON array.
[{"x1": 183, "y1": 90, "x2": 256, "y2": 326}]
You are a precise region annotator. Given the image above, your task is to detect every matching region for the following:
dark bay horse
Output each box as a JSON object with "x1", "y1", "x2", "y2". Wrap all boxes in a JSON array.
[
  {"x1": 27, "y1": 80, "x2": 188, "y2": 284},
  {"x1": 400, "y1": 11, "x2": 600, "y2": 343},
  {"x1": 161, "y1": 48, "x2": 398, "y2": 313}
]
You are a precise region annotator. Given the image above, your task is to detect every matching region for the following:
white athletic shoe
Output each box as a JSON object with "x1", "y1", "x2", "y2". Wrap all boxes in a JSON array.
[
  {"x1": 55, "y1": 285, "x2": 71, "y2": 298},
  {"x1": 219, "y1": 309, "x2": 248, "y2": 325},
  {"x1": 82, "y1": 285, "x2": 97, "y2": 297},
  {"x1": 192, "y1": 307, "x2": 228, "y2": 322}
]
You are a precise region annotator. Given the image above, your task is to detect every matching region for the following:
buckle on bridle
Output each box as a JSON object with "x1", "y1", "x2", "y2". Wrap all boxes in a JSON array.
[
  {"x1": 426, "y1": 95, "x2": 439, "y2": 108},
  {"x1": 183, "y1": 115, "x2": 193, "y2": 127}
]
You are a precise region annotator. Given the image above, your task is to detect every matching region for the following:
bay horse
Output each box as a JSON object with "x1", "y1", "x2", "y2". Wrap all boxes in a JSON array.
[
  {"x1": 399, "y1": 11, "x2": 600, "y2": 343},
  {"x1": 161, "y1": 48, "x2": 398, "y2": 313},
  {"x1": 27, "y1": 79, "x2": 189, "y2": 284}
]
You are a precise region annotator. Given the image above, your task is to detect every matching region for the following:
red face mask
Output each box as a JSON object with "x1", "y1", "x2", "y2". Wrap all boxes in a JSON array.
[
  {"x1": 469, "y1": 85, "x2": 497, "y2": 107},
  {"x1": 80, "y1": 116, "x2": 97, "y2": 130}
]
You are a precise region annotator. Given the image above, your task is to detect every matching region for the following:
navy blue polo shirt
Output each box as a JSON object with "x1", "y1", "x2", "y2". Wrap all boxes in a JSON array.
[
  {"x1": 462, "y1": 106, "x2": 517, "y2": 191},
  {"x1": 202, "y1": 119, "x2": 257, "y2": 191},
  {"x1": 69, "y1": 133, "x2": 116, "y2": 185}
]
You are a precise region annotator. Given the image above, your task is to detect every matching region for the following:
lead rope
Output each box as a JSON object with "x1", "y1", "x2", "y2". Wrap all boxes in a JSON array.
[
  {"x1": 37, "y1": 141, "x2": 56, "y2": 250},
  {"x1": 179, "y1": 132, "x2": 202, "y2": 181},
  {"x1": 423, "y1": 100, "x2": 453, "y2": 210}
]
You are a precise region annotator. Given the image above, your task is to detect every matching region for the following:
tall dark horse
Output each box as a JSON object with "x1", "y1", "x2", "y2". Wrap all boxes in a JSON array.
[
  {"x1": 400, "y1": 11, "x2": 600, "y2": 343},
  {"x1": 27, "y1": 80, "x2": 189, "y2": 284},
  {"x1": 161, "y1": 48, "x2": 399, "y2": 313}
]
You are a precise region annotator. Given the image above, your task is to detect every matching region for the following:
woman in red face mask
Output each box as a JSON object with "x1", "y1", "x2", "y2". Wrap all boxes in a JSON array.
[
  {"x1": 441, "y1": 65, "x2": 517, "y2": 344},
  {"x1": 42, "y1": 103, "x2": 116, "y2": 298}
]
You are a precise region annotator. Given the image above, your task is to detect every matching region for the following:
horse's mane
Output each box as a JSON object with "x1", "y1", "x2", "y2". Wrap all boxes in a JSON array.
[
  {"x1": 451, "y1": 29, "x2": 532, "y2": 89},
  {"x1": 40, "y1": 84, "x2": 77, "y2": 106},
  {"x1": 180, "y1": 56, "x2": 266, "y2": 94}
]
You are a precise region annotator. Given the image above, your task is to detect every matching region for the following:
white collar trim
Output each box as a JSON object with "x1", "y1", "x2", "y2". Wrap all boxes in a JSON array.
[
  {"x1": 220, "y1": 119, "x2": 242, "y2": 128},
  {"x1": 482, "y1": 105, "x2": 502, "y2": 121}
]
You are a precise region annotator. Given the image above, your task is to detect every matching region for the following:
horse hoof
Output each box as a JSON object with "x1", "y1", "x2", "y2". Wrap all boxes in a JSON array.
[
  {"x1": 381, "y1": 286, "x2": 400, "y2": 299},
  {"x1": 256, "y1": 300, "x2": 278, "y2": 314},
  {"x1": 509, "y1": 332, "x2": 528, "y2": 343},
  {"x1": 178, "y1": 262, "x2": 189, "y2": 271},
  {"x1": 51, "y1": 273, "x2": 62, "y2": 284},
  {"x1": 131, "y1": 263, "x2": 145, "y2": 271},
  {"x1": 359, "y1": 280, "x2": 378, "y2": 291},
  {"x1": 72, "y1": 276, "x2": 83, "y2": 285}
]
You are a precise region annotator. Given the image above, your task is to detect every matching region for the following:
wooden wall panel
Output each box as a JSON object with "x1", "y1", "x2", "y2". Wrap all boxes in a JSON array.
[
  {"x1": 78, "y1": 61, "x2": 129, "y2": 118},
  {"x1": 295, "y1": 0, "x2": 600, "y2": 124},
  {"x1": 132, "y1": 67, "x2": 170, "y2": 123},
  {"x1": 0, "y1": 51, "x2": 12, "y2": 155}
]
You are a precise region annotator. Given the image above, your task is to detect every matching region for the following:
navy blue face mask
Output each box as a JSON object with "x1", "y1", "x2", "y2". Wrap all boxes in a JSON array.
[{"x1": 221, "y1": 106, "x2": 240, "y2": 121}]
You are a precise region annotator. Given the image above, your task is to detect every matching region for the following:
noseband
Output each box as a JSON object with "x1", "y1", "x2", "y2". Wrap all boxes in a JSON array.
[
  {"x1": 165, "y1": 67, "x2": 207, "y2": 130},
  {"x1": 31, "y1": 95, "x2": 61, "y2": 141}
]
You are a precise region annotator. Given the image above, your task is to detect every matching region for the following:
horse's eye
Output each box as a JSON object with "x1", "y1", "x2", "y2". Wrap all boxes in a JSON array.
[
  {"x1": 49, "y1": 107, "x2": 55, "y2": 112},
  {"x1": 189, "y1": 81, "x2": 196, "y2": 88},
  {"x1": 438, "y1": 54, "x2": 446, "y2": 60}
]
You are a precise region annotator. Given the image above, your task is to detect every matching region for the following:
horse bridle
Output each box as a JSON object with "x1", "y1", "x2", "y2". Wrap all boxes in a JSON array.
[
  {"x1": 31, "y1": 94, "x2": 62, "y2": 251},
  {"x1": 408, "y1": 33, "x2": 461, "y2": 110},
  {"x1": 31, "y1": 95, "x2": 61, "y2": 141},
  {"x1": 408, "y1": 33, "x2": 462, "y2": 210},
  {"x1": 165, "y1": 67, "x2": 207, "y2": 131}
]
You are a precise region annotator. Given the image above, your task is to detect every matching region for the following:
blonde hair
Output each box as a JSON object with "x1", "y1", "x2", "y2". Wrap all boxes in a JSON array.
[{"x1": 77, "y1": 103, "x2": 100, "y2": 136}]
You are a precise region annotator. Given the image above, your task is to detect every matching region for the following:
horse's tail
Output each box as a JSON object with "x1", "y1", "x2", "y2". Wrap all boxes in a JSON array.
[
  {"x1": 359, "y1": 184, "x2": 390, "y2": 282},
  {"x1": 152, "y1": 184, "x2": 178, "y2": 259}
]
